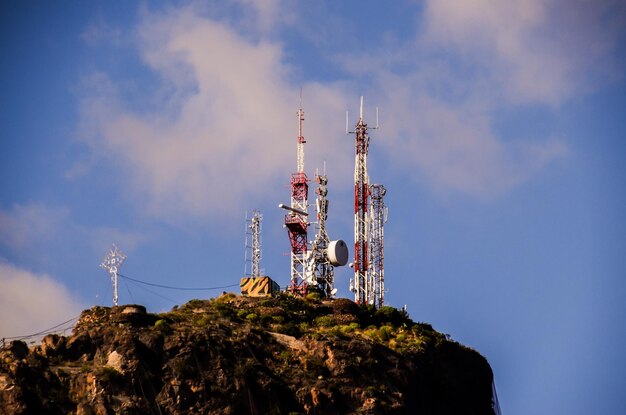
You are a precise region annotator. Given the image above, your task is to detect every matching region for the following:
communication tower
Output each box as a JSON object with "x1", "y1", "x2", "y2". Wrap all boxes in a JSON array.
[
  {"x1": 100, "y1": 244, "x2": 126, "y2": 306},
  {"x1": 348, "y1": 97, "x2": 380, "y2": 305},
  {"x1": 282, "y1": 104, "x2": 309, "y2": 295},
  {"x1": 369, "y1": 184, "x2": 388, "y2": 308},
  {"x1": 306, "y1": 169, "x2": 334, "y2": 296},
  {"x1": 245, "y1": 210, "x2": 263, "y2": 277}
]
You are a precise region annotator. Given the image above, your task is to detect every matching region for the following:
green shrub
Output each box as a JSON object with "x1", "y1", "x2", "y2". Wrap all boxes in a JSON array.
[
  {"x1": 246, "y1": 313, "x2": 259, "y2": 322},
  {"x1": 154, "y1": 319, "x2": 171, "y2": 334},
  {"x1": 305, "y1": 292, "x2": 321, "y2": 302},
  {"x1": 275, "y1": 322, "x2": 302, "y2": 338},
  {"x1": 314, "y1": 315, "x2": 335, "y2": 327},
  {"x1": 193, "y1": 315, "x2": 212, "y2": 326},
  {"x1": 375, "y1": 306, "x2": 402, "y2": 325},
  {"x1": 339, "y1": 325, "x2": 355, "y2": 334},
  {"x1": 186, "y1": 299, "x2": 206, "y2": 309},
  {"x1": 216, "y1": 303, "x2": 235, "y2": 319},
  {"x1": 215, "y1": 293, "x2": 236, "y2": 303},
  {"x1": 237, "y1": 309, "x2": 249, "y2": 319},
  {"x1": 271, "y1": 315, "x2": 285, "y2": 324},
  {"x1": 378, "y1": 326, "x2": 393, "y2": 341}
]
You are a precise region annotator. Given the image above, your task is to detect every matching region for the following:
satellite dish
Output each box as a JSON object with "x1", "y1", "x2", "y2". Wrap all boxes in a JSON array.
[{"x1": 327, "y1": 240, "x2": 349, "y2": 266}]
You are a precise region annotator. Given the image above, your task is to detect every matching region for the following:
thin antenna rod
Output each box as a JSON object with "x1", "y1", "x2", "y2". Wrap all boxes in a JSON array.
[
  {"x1": 359, "y1": 96, "x2": 364, "y2": 121},
  {"x1": 345, "y1": 111, "x2": 349, "y2": 134}
]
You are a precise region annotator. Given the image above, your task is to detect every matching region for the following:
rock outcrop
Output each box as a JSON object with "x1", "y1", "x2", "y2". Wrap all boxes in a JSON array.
[{"x1": 0, "y1": 294, "x2": 496, "y2": 414}]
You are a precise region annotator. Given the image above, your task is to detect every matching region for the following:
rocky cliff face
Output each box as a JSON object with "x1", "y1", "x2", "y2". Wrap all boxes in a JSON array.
[{"x1": 1, "y1": 294, "x2": 496, "y2": 414}]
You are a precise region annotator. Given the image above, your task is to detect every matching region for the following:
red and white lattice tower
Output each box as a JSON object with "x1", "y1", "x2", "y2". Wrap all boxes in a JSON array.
[
  {"x1": 369, "y1": 184, "x2": 387, "y2": 308},
  {"x1": 349, "y1": 96, "x2": 379, "y2": 304},
  {"x1": 283, "y1": 105, "x2": 309, "y2": 295}
]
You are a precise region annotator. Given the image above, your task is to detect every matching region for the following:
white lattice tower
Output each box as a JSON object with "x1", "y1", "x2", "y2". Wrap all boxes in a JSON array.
[
  {"x1": 100, "y1": 244, "x2": 126, "y2": 306},
  {"x1": 307, "y1": 171, "x2": 335, "y2": 297},
  {"x1": 350, "y1": 97, "x2": 372, "y2": 304},
  {"x1": 284, "y1": 104, "x2": 309, "y2": 295},
  {"x1": 369, "y1": 184, "x2": 387, "y2": 308},
  {"x1": 245, "y1": 210, "x2": 263, "y2": 277}
]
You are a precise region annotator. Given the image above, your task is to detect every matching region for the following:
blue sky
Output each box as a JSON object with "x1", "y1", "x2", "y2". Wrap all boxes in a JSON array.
[{"x1": 1, "y1": 1, "x2": 625, "y2": 413}]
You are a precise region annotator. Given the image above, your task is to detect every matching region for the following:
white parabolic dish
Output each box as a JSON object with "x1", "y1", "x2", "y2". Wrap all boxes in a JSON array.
[{"x1": 327, "y1": 240, "x2": 349, "y2": 266}]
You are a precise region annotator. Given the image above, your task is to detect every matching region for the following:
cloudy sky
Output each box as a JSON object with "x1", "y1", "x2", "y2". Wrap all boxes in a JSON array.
[{"x1": 1, "y1": 1, "x2": 625, "y2": 413}]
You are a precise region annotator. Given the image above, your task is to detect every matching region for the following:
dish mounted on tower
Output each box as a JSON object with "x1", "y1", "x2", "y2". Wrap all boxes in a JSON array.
[
  {"x1": 306, "y1": 167, "x2": 348, "y2": 297},
  {"x1": 280, "y1": 97, "x2": 348, "y2": 297}
]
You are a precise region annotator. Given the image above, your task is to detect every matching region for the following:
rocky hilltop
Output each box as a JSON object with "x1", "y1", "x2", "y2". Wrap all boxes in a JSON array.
[{"x1": 0, "y1": 294, "x2": 496, "y2": 414}]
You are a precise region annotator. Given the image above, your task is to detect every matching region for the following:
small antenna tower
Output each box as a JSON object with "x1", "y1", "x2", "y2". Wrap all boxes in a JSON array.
[
  {"x1": 369, "y1": 184, "x2": 388, "y2": 308},
  {"x1": 306, "y1": 167, "x2": 336, "y2": 296},
  {"x1": 100, "y1": 244, "x2": 126, "y2": 306},
  {"x1": 281, "y1": 98, "x2": 309, "y2": 295},
  {"x1": 245, "y1": 210, "x2": 263, "y2": 277},
  {"x1": 348, "y1": 96, "x2": 380, "y2": 305}
]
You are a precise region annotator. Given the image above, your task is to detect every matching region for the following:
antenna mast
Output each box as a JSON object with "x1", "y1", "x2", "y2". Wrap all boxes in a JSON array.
[
  {"x1": 348, "y1": 96, "x2": 382, "y2": 305},
  {"x1": 245, "y1": 210, "x2": 263, "y2": 277},
  {"x1": 369, "y1": 184, "x2": 387, "y2": 308},
  {"x1": 283, "y1": 100, "x2": 309, "y2": 295},
  {"x1": 307, "y1": 169, "x2": 336, "y2": 297},
  {"x1": 100, "y1": 244, "x2": 126, "y2": 306}
]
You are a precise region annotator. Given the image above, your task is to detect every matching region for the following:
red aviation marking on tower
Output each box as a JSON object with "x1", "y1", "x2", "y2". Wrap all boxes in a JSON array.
[
  {"x1": 349, "y1": 96, "x2": 385, "y2": 306},
  {"x1": 284, "y1": 103, "x2": 309, "y2": 295}
]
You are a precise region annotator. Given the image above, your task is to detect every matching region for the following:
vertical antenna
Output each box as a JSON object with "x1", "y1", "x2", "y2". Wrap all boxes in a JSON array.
[
  {"x1": 307, "y1": 169, "x2": 336, "y2": 297},
  {"x1": 359, "y1": 96, "x2": 364, "y2": 121},
  {"x1": 245, "y1": 210, "x2": 263, "y2": 277},
  {"x1": 347, "y1": 96, "x2": 384, "y2": 306},
  {"x1": 297, "y1": 94, "x2": 305, "y2": 174},
  {"x1": 282, "y1": 95, "x2": 309, "y2": 296},
  {"x1": 100, "y1": 244, "x2": 126, "y2": 307},
  {"x1": 370, "y1": 184, "x2": 387, "y2": 308}
]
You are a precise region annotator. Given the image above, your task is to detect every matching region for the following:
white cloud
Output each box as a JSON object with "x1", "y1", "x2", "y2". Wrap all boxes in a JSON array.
[
  {"x1": 338, "y1": 0, "x2": 623, "y2": 196},
  {"x1": 233, "y1": 0, "x2": 292, "y2": 35},
  {"x1": 79, "y1": 7, "x2": 350, "y2": 220},
  {"x1": 378, "y1": 94, "x2": 568, "y2": 195},
  {"x1": 77, "y1": 1, "x2": 623, "y2": 211},
  {"x1": 422, "y1": 0, "x2": 626, "y2": 104},
  {"x1": 0, "y1": 261, "x2": 86, "y2": 341}
]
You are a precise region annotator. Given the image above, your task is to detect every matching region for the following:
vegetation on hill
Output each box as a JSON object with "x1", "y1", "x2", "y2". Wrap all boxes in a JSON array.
[{"x1": 0, "y1": 294, "x2": 496, "y2": 414}]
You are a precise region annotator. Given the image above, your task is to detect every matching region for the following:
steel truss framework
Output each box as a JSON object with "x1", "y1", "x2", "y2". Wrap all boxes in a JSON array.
[
  {"x1": 245, "y1": 210, "x2": 263, "y2": 278},
  {"x1": 369, "y1": 184, "x2": 387, "y2": 308},
  {"x1": 307, "y1": 173, "x2": 335, "y2": 297},
  {"x1": 349, "y1": 97, "x2": 386, "y2": 306},
  {"x1": 100, "y1": 244, "x2": 126, "y2": 307},
  {"x1": 285, "y1": 107, "x2": 309, "y2": 295}
]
